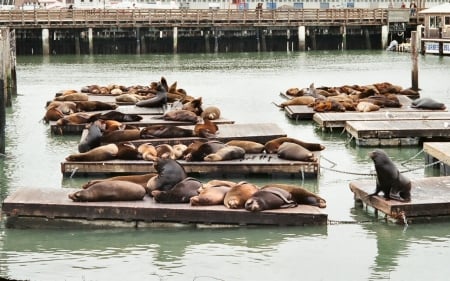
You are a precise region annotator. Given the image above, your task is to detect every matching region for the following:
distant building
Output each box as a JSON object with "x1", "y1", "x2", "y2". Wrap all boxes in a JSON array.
[{"x1": 419, "y1": 3, "x2": 450, "y2": 55}]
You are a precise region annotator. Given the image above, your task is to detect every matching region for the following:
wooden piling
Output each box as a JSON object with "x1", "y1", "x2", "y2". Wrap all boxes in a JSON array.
[{"x1": 411, "y1": 31, "x2": 419, "y2": 91}]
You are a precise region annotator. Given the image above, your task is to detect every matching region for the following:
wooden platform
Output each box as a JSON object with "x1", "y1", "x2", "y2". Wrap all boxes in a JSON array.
[
  {"x1": 349, "y1": 176, "x2": 450, "y2": 223},
  {"x1": 423, "y1": 142, "x2": 450, "y2": 176},
  {"x1": 51, "y1": 115, "x2": 234, "y2": 135},
  {"x1": 1, "y1": 187, "x2": 328, "y2": 228},
  {"x1": 313, "y1": 111, "x2": 450, "y2": 129},
  {"x1": 61, "y1": 152, "x2": 320, "y2": 177},
  {"x1": 344, "y1": 119, "x2": 450, "y2": 146}
]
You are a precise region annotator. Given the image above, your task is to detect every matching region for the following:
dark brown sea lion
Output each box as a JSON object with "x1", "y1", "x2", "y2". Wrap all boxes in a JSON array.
[
  {"x1": 264, "y1": 137, "x2": 325, "y2": 154},
  {"x1": 55, "y1": 112, "x2": 101, "y2": 126},
  {"x1": 101, "y1": 128, "x2": 141, "y2": 143},
  {"x1": 411, "y1": 97, "x2": 446, "y2": 110},
  {"x1": 190, "y1": 185, "x2": 232, "y2": 206},
  {"x1": 204, "y1": 145, "x2": 245, "y2": 161},
  {"x1": 65, "y1": 143, "x2": 118, "y2": 161},
  {"x1": 200, "y1": 106, "x2": 221, "y2": 120},
  {"x1": 194, "y1": 118, "x2": 219, "y2": 138},
  {"x1": 74, "y1": 101, "x2": 118, "y2": 112},
  {"x1": 261, "y1": 183, "x2": 327, "y2": 208},
  {"x1": 43, "y1": 107, "x2": 64, "y2": 123},
  {"x1": 244, "y1": 187, "x2": 297, "y2": 212},
  {"x1": 223, "y1": 181, "x2": 259, "y2": 209},
  {"x1": 184, "y1": 140, "x2": 227, "y2": 162},
  {"x1": 78, "y1": 120, "x2": 104, "y2": 153},
  {"x1": 159, "y1": 109, "x2": 199, "y2": 123},
  {"x1": 98, "y1": 110, "x2": 143, "y2": 122},
  {"x1": 182, "y1": 97, "x2": 203, "y2": 116},
  {"x1": 312, "y1": 98, "x2": 346, "y2": 112},
  {"x1": 151, "y1": 177, "x2": 202, "y2": 203},
  {"x1": 140, "y1": 125, "x2": 194, "y2": 139},
  {"x1": 135, "y1": 78, "x2": 168, "y2": 108},
  {"x1": 68, "y1": 180, "x2": 146, "y2": 202},
  {"x1": 146, "y1": 158, "x2": 187, "y2": 193},
  {"x1": 277, "y1": 142, "x2": 316, "y2": 162},
  {"x1": 225, "y1": 140, "x2": 264, "y2": 154},
  {"x1": 116, "y1": 142, "x2": 141, "y2": 160},
  {"x1": 368, "y1": 149, "x2": 412, "y2": 202},
  {"x1": 82, "y1": 173, "x2": 157, "y2": 189}
]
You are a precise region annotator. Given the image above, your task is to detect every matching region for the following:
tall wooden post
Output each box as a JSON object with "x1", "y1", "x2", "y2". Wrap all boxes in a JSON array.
[{"x1": 411, "y1": 31, "x2": 419, "y2": 91}]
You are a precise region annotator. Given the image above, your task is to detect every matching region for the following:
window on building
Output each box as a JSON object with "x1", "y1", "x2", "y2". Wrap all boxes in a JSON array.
[
  {"x1": 430, "y1": 16, "x2": 442, "y2": 29},
  {"x1": 445, "y1": 16, "x2": 450, "y2": 26}
]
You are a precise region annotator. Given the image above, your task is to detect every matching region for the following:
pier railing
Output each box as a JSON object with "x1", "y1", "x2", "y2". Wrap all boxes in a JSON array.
[{"x1": 0, "y1": 8, "x2": 389, "y2": 28}]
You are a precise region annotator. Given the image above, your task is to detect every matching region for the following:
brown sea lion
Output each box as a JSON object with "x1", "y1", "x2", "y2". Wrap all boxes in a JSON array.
[
  {"x1": 151, "y1": 177, "x2": 202, "y2": 203},
  {"x1": 277, "y1": 142, "x2": 316, "y2": 162},
  {"x1": 204, "y1": 145, "x2": 245, "y2": 161},
  {"x1": 190, "y1": 185, "x2": 232, "y2": 206},
  {"x1": 101, "y1": 128, "x2": 141, "y2": 143},
  {"x1": 356, "y1": 101, "x2": 380, "y2": 112},
  {"x1": 200, "y1": 106, "x2": 221, "y2": 120},
  {"x1": 184, "y1": 140, "x2": 227, "y2": 162},
  {"x1": 82, "y1": 173, "x2": 157, "y2": 189},
  {"x1": 156, "y1": 144, "x2": 175, "y2": 159},
  {"x1": 244, "y1": 187, "x2": 297, "y2": 212},
  {"x1": 261, "y1": 183, "x2": 327, "y2": 208},
  {"x1": 46, "y1": 100, "x2": 78, "y2": 114},
  {"x1": 98, "y1": 110, "x2": 143, "y2": 122},
  {"x1": 312, "y1": 98, "x2": 346, "y2": 112},
  {"x1": 115, "y1": 93, "x2": 145, "y2": 103},
  {"x1": 43, "y1": 107, "x2": 64, "y2": 123},
  {"x1": 225, "y1": 140, "x2": 264, "y2": 154},
  {"x1": 182, "y1": 97, "x2": 203, "y2": 116},
  {"x1": 223, "y1": 181, "x2": 259, "y2": 209},
  {"x1": 194, "y1": 118, "x2": 219, "y2": 138},
  {"x1": 368, "y1": 149, "x2": 411, "y2": 202},
  {"x1": 68, "y1": 180, "x2": 146, "y2": 202},
  {"x1": 273, "y1": 96, "x2": 315, "y2": 108},
  {"x1": 146, "y1": 158, "x2": 187, "y2": 193},
  {"x1": 74, "y1": 101, "x2": 118, "y2": 112},
  {"x1": 116, "y1": 142, "x2": 141, "y2": 160},
  {"x1": 172, "y1": 144, "x2": 188, "y2": 159},
  {"x1": 65, "y1": 143, "x2": 118, "y2": 162},
  {"x1": 55, "y1": 112, "x2": 100, "y2": 126},
  {"x1": 140, "y1": 125, "x2": 194, "y2": 139},
  {"x1": 160, "y1": 109, "x2": 199, "y2": 123},
  {"x1": 137, "y1": 143, "x2": 158, "y2": 161},
  {"x1": 264, "y1": 137, "x2": 325, "y2": 154},
  {"x1": 54, "y1": 92, "x2": 89, "y2": 101}
]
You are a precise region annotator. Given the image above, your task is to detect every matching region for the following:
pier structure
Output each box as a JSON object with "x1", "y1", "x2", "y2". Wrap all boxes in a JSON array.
[{"x1": 0, "y1": 8, "x2": 421, "y2": 55}]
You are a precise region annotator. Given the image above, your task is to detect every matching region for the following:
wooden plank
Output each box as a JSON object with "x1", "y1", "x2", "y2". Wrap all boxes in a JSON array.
[
  {"x1": 1, "y1": 187, "x2": 328, "y2": 227},
  {"x1": 345, "y1": 119, "x2": 450, "y2": 145},
  {"x1": 313, "y1": 111, "x2": 450, "y2": 129},
  {"x1": 50, "y1": 115, "x2": 235, "y2": 135},
  {"x1": 61, "y1": 152, "x2": 321, "y2": 177},
  {"x1": 349, "y1": 176, "x2": 450, "y2": 222},
  {"x1": 423, "y1": 142, "x2": 450, "y2": 166}
]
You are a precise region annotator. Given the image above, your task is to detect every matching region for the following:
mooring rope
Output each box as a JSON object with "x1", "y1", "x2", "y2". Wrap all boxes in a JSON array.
[{"x1": 400, "y1": 148, "x2": 424, "y2": 165}]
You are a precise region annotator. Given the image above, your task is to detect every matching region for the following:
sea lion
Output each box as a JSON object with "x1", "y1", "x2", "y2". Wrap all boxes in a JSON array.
[
  {"x1": 46, "y1": 100, "x2": 78, "y2": 114},
  {"x1": 194, "y1": 118, "x2": 219, "y2": 138},
  {"x1": 368, "y1": 149, "x2": 412, "y2": 202},
  {"x1": 151, "y1": 177, "x2": 202, "y2": 203},
  {"x1": 244, "y1": 187, "x2": 297, "y2": 212},
  {"x1": 225, "y1": 140, "x2": 265, "y2": 154},
  {"x1": 135, "y1": 78, "x2": 168, "y2": 108},
  {"x1": 98, "y1": 110, "x2": 143, "y2": 122},
  {"x1": 312, "y1": 98, "x2": 346, "y2": 112},
  {"x1": 101, "y1": 128, "x2": 141, "y2": 143},
  {"x1": 82, "y1": 173, "x2": 157, "y2": 189},
  {"x1": 137, "y1": 143, "x2": 157, "y2": 161},
  {"x1": 172, "y1": 144, "x2": 188, "y2": 159},
  {"x1": 356, "y1": 101, "x2": 380, "y2": 112},
  {"x1": 184, "y1": 140, "x2": 227, "y2": 162},
  {"x1": 200, "y1": 106, "x2": 221, "y2": 120},
  {"x1": 223, "y1": 181, "x2": 259, "y2": 209},
  {"x1": 65, "y1": 143, "x2": 118, "y2": 162},
  {"x1": 115, "y1": 93, "x2": 145, "y2": 103},
  {"x1": 411, "y1": 97, "x2": 446, "y2": 110},
  {"x1": 140, "y1": 125, "x2": 194, "y2": 139},
  {"x1": 78, "y1": 120, "x2": 104, "y2": 153},
  {"x1": 74, "y1": 101, "x2": 118, "y2": 112},
  {"x1": 273, "y1": 96, "x2": 315, "y2": 108},
  {"x1": 116, "y1": 142, "x2": 141, "y2": 160},
  {"x1": 277, "y1": 142, "x2": 316, "y2": 162},
  {"x1": 190, "y1": 185, "x2": 232, "y2": 206},
  {"x1": 55, "y1": 112, "x2": 100, "y2": 126},
  {"x1": 146, "y1": 158, "x2": 187, "y2": 193},
  {"x1": 54, "y1": 92, "x2": 89, "y2": 101},
  {"x1": 264, "y1": 137, "x2": 325, "y2": 154},
  {"x1": 159, "y1": 109, "x2": 199, "y2": 123},
  {"x1": 261, "y1": 183, "x2": 327, "y2": 208},
  {"x1": 68, "y1": 180, "x2": 146, "y2": 202},
  {"x1": 204, "y1": 145, "x2": 245, "y2": 161},
  {"x1": 43, "y1": 106, "x2": 64, "y2": 123},
  {"x1": 156, "y1": 144, "x2": 175, "y2": 159},
  {"x1": 182, "y1": 97, "x2": 203, "y2": 116}
]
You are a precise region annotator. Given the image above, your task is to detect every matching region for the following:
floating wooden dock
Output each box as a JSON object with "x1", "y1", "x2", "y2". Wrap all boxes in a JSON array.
[
  {"x1": 423, "y1": 142, "x2": 450, "y2": 176},
  {"x1": 1, "y1": 187, "x2": 328, "y2": 228},
  {"x1": 313, "y1": 111, "x2": 450, "y2": 129},
  {"x1": 345, "y1": 119, "x2": 450, "y2": 146},
  {"x1": 51, "y1": 115, "x2": 234, "y2": 135},
  {"x1": 61, "y1": 152, "x2": 320, "y2": 177},
  {"x1": 349, "y1": 176, "x2": 450, "y2": 224}
]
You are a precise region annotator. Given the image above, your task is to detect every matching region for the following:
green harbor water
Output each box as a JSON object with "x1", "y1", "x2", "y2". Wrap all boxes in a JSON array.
[{"x1": 0, "y1": 50, "x2": 450, "y2": 281}]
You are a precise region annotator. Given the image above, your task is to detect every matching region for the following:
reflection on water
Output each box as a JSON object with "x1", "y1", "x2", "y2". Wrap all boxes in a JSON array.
[{"x1": 1, "y1": 51, "x2": 450, "y2": 280}]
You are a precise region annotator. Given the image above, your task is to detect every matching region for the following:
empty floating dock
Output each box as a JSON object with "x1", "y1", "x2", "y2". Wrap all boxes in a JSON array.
[
  {"x1": 423, "y1": 142, "x2": 450, "y2": 176},
  {"x1": 349, "y1": 176, "x2": 450, "y2": 223},
  {"x1": 1, "y1": 187, "x2": 328, "y2": 228}
]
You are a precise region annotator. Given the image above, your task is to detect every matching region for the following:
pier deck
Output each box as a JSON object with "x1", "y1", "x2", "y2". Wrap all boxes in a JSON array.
[
  {"x1": 344, "y1": 119, "x2": 450, "y2": 146},
  {"x1": 349, "y1": 176, "x2": 450, "y2": 223},
  {"x1": 423, "y1": 142, "x2": 450, "y2": 176},
  {"x1": 1, "y1": 187, "x2": 328, "y2": 228}
]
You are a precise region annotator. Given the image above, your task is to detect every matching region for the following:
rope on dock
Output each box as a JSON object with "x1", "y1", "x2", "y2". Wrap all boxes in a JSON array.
[{"x1": 400, "y1": 148, "x2": 424, "y2": 166}]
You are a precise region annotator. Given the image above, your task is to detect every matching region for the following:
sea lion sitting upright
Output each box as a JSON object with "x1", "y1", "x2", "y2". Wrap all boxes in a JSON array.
[
  {"x1": 151, "y1": 177, "x2": 202, "y2": 203},
  {"x1": 135, "y1": 78, "x2": 168, "y2": 108},
  {"x1": 244, "y1": 186, "x2": 297, "y2": 212},
  {"x1": 78, "y1": 120, "x2": 104, "y2": 153},
  {"x1": 368, "y1": 149, "x2": 412, "y2": 202},
  {"x1": 223, "y1": 181, "x2": 259, "y2": 209},
  {"x1": 146, "y1": 158, "x2": 187, "y2": 193},
  {"x1": 68, "y1": 180, "x2": 146, "y2": 202}
]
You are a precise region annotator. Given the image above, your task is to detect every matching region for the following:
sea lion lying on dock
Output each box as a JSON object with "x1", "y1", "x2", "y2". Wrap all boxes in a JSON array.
[
  {"x1": 411, "y1": 97, "x2": 446, "y2": 110},
  {"x1": 68, "y1": 180, "x2": 146, "y2": 202},
  {"x1": 261, "y1": 183, "x2": 327, "y2": 208},
  {"x1": 264, "y1": 137, "x2": 325, "y2": 154},
  {"x1": 224, "y1": 181, "x2": 259, "y2": 209},
  {"x1": 244, "y1": 186, "x2": 297, "y2": 212},
  {"x1": 151, "y1": 177, "x2": 202, "y2": 203},
  {"x1": 82, "y1": 173, "x2": 157, "y2": 189},
  {"x1": 277, "y1": 142, "x2": 317, "y2": 162}
]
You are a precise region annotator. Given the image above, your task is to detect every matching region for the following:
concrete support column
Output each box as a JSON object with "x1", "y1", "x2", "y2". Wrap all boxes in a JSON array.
[
  {"x1": 298, "y1": 26, "x2": 306, "y2": 51},
  {"x1": 381, "y1": 25, "x2": 388, "y2": 50},
  {"x1": 286, "y1": 29, "x2": 290, "y2": 52},
  {"x1": 75, "y1": 32, "x2": 80, "y2": 55},
  {"x1": 173, "y1": 26, "x2": 178, "y2": 54},
  {"x1": 204, "y1": 30, "x2": 210, "y2": 53},
  {"x1": 341, "y1": 25, "x2": 347, "y2": 50},
  {"x1": 256, "y1": 29, "x2": 260, "y2": 52},
  {"x1": 42, "y1": 28, "x2": 50, "y2": 56},
  {"x1": 136, "y1": 27, "x2": 141, "y2": 55},
  {"x1": 140, "y1": 34, "x2": 146, "y2": 54},
  {"x1": 214, "y1": 30, "x2": 219, "y2": 53},
  {"x1": 364, "y1": 28, "x2": 371, "y2": 50},
  {"x1": 88, "y1": 27, "x2": 93, "y2": 55},
  {"x1": 261, "y1": 29, "x2": 266, "y2": 52}
]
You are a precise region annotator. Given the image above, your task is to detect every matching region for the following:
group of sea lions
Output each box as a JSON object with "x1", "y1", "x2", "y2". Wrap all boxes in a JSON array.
[
  {"x1": 68, "y1": 157, "x2": 327, "y2": 212},
  {"x1": 275, "y1": 82, "x2": 445, "y2": 113},
  {"x1": 65, "y1": 136, "x2": 325, "y2": 163}
]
